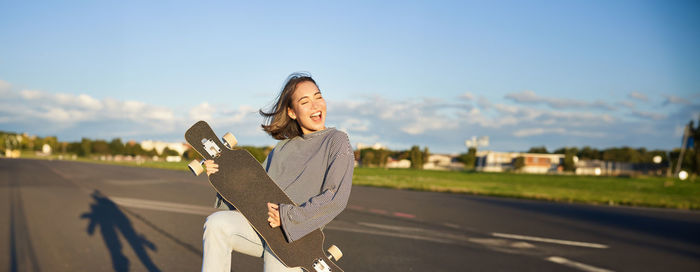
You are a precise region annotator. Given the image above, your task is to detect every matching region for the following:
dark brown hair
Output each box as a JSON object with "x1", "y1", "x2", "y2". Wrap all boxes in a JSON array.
[{"x1": 260, "y1": 72, "x2": 317, "y2": 140}]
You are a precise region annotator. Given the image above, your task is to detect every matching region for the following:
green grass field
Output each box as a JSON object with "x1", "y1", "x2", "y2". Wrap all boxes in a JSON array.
[
  {"x1": 18, "y1": 153, "x2": 700, "y2": 210},
  {"x1": 353, "y1": 168, "x2": 700, "y2": 210}
]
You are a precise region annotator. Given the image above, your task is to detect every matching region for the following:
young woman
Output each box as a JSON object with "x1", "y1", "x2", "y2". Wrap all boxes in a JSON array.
[{"x1": 201, "y1": 73, "x2": 354, "y2": 272}]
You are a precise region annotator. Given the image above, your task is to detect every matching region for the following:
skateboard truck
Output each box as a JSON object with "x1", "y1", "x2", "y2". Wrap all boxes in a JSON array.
[
  {"x1": 201, "y1": 138, "x2": 222, "y2": 158},
  {"x1": 188, "y1": 133, "x2": 238, "y2": 177},
  {"x1": 312, "y1": 245, "x2": 343, "y2": 271},
  {"x1": 187, "y1": 138, "x2": 221, "y2": 176},
  {"x1": 312, "y1": 259, "x2": 332, "y2": 272}
]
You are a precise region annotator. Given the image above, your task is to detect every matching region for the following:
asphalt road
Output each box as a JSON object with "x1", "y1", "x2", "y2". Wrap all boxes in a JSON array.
[{"x1": 1, "y1": 158, "x2": 699, "y2": 271}]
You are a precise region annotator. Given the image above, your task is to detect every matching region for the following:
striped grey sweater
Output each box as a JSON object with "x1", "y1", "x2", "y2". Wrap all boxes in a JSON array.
[{"x1": 217, "y1": 128, "x2": 354, "y2": 242}]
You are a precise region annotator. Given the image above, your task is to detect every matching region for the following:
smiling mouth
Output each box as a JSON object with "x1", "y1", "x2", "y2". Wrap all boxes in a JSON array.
[{"x1": 310, "y1": 111, "x2": 322, "y2": 121}]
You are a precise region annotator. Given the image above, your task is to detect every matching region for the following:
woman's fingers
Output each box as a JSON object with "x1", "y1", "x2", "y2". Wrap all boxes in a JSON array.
[
  {"x1": 267, "y1": 202, "x2": 279, "y2": 210},
  {"x1": 267, "y1": 202, "x2": 280, "y2": 228},
  {"x1": 267, "y1": 216, "x2": 280, "y2": 228},
  {"x1": 204, "y1": 160, "x2": 219, "y2": 176},
  {"x1": 204, "y1": 160, "x2": 218, "y2": 167}
]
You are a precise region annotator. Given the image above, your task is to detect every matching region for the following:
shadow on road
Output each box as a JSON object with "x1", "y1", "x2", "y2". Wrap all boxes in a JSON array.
[{"x1": 81, "y1": 190, "x2": 161, "y2": 272}]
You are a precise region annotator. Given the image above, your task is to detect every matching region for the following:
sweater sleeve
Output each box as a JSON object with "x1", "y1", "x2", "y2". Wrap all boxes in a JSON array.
[{"x1": 278, "y1": 133, "x2": 354, "y2": 242}]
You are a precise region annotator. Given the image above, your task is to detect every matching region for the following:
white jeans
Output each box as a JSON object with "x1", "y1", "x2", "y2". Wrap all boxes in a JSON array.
[{"x1": 202, "y1": 210, "x2": 301, "y2": 272}]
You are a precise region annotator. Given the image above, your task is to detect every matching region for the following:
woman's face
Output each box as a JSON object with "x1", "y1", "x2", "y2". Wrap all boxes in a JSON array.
[{"x1": 287, "y1": 81, "x2": 327, "y2": 135}]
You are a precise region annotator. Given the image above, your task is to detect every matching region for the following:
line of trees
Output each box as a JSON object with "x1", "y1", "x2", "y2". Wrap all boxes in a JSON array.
[
  {"x1": 4, "y1": 117, "x2": 698, "y2": 175},
  {"x1": 533, "y1": 116, "x2": 699, "y2": 175},
  {"x1": 355, "y1": 116, "x2": 700, "y2": 177},
  {"x1": 525, "y1": 145, "x2": 670, "y2": 163},
  {"x1": 0, "y1": 132, "x2": 272, "y2": 163},
  {"x1": 356, "y1": 145, "x2": 429, "y2": 169},
  {"x1": 1, "y1": 131, "x2": 59, "y2": 152},
  {"x1": 354, "y1": 142, "x2": 695, "y2": 175},
  {"x1": 521, "y1": 146, "x2": 696, "y2": 175},
  {"x1": 456, "y1": 147, "x2": 477, "y2": 170}
]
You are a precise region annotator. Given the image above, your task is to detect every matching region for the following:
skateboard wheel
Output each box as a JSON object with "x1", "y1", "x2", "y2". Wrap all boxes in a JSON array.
[
  {"x1": 188, "y1": 160, "x2": 204, "y2": 176},
  {"x1": 222, "y1": 132, "x2": 238, "y2": 149},
  {"x1": 327, "y1": 245, "x2": 342, "y2": 261}
]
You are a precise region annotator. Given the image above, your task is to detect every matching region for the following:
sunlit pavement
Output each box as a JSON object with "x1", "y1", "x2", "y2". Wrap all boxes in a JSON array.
[{"x1": 2, "y1": 158, "x2": 699, "y2": 271}]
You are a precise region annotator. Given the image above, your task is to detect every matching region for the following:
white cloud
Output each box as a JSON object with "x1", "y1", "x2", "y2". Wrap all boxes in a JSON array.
[
  {"x1": 477, "y1": 96, "x2": 493, "y2": 110},
  {"x1": 146, "y1": 108, "x2": 175, "y2": 121},
  {"x1": 55, "y1": 93, "x2": 73, "y2": 105},
  {"x1": 0, "y1": 79, "x2": 10, "y2": 92},
  {"x1": 618, "y1": 100, "x2": 635, "y2": 109},
  {"x1": 632, "y1": 111, "x2": 666, "y2": 121},
  {"x1": 0, "y1": 78, "x2": 689, "y2": 153},
  {"x1": 542, "y1": 110, "x2": 615, "y2": 124},
  {"x1": 513, "y1": 127, "x2": 561, "y2": 137},
  {"x1": 401, "y1": 115, "x2": 458, "y2": 135},
  {"x1": 504, "y1": 90, "x2": 542, "y2": 104},
  {"x1": 664, "y1": 95, "x2": 690, "y2": 105},
  {"x1": 492, "y1": 103, "x2": 521, "y2": 115},
  {"x1": 474, "y1": 100, "x2": 615, "y2": 127},
  {"x1": 339, "y1": 118, "x2": 369, "y2": 132},
  {"x1": 628, "y1": 91, "x2": 648, "y2": 102},
  {"x1": 219, "y1": 105, "x2": 257, "y2": 124},
  {"x1": 331, "y1": 96, "x2": 468, "y2": 147},
  {"x1": 189, "y1": 102, "x2": 215, "y2": 121},
  {"x1": 41, "y1": 106, "x2": 78, "y2": 122},
  {"x1": 505, "y1": 90, "x2": 614, "y2": 110},
  {"x1": 513, "y1": 127, "x2": 606, "y2": 138},
  {"x1": 20, "y1": 89, "x2": 44, "y2": 100},
  {"x1": 459, "y1": 92, "x2": 474, "y2": 101},
  {"x1": 123, "y1": 100, "x2": 146, "y2": 113},
  {"x1": 77, "y1": 94, "x2": 103, "y2": 110},
  {"x1": 0, "y1": 86, "x2": 183, "y2": 140},
  {"x1": 329, "y1": 93, "x2": 621, "y2": 150},
  {"x1": 591, "y1": 100, "x2": 615, "y2": 110}
]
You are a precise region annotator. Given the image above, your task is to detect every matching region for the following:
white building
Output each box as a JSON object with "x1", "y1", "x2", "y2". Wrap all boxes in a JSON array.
[
  {"x1": 140, "y1": 140, "x2": 188, "y2": 155},
  {"x1": 475, "y1": 151, "x2": 566, "y2": 174},
  {"x1": 424, "y1": 154, "x2": 463, "y2": 170},
  {"x1": 386, "y1": 158, "x2": 411, "y2": 168},
  {"x1": 575, "y1": 160, "x2": 641, "y2": 176}
]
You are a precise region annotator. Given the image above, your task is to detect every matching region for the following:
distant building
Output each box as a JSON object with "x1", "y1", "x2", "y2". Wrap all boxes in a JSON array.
[
  {"x1": 424, "y1": 154, "x2": 464, "y2": 170},
  {"x1": 575, "y1": 160, "x2": 605, "y2": 176},
  {"x1": 165, "y1": 156, "x2": 182, "y2": 162},
  {"x1": 475, "y1": 151, "x2": 565, "y2": 174},
  {"x1": 140, "y1": 140, "x2": 188, "y2": 155},
  {"x1": 575, "y1": 159, "x2": 668, "y2": 176},
  {"x1": 386, "y1": 158, "x2": 411, "y2": 168}
]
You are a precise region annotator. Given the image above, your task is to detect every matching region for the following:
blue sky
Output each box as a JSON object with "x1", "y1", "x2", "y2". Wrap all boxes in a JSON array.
[{"x1": 1, "y1": 0, "x2": 698, "y2": 153}]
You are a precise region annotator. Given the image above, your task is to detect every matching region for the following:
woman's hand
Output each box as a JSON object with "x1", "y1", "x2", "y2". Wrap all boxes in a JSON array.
[
  {"x1": 204, "y1": 160, "x2": 219, "y2": 176},
  {"x1": 267, "y1": 203, "x2": 281, "y2": 228}
]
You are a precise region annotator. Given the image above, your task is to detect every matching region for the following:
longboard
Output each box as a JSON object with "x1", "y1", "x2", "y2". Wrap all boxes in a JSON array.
[{"x1": 185, "y1": 121, "x2": 343, "y2": 272}]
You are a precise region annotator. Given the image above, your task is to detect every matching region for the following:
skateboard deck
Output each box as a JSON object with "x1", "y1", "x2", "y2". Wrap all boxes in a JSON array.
[{"x1": 185, "y1": 121, "x2": 343, "y2": 272}]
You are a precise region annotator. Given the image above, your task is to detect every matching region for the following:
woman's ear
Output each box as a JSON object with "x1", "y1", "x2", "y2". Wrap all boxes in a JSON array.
[{"x1": 287, "y1": 107, "x2": 296, "y2": 120}]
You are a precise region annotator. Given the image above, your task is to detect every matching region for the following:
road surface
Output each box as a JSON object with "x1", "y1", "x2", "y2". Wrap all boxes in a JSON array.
[{"x1": 1, "y1": 158, "x2": 699, "y2": 271}]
